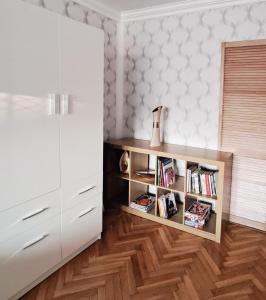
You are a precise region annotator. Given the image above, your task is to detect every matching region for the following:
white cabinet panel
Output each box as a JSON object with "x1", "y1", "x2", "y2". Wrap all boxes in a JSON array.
[
  {"x1": 62, "y1": 193, "x2": 102, "y2": 259},
  {"x1": 0, "y1": 216, "x2": 61, "y2": 300},
  {"x1": 61, "y1": 172, "x2": 102, "y2": 211},
  {"x1": 59, "y1": 16, "x2": 104, "y2": 185},
  {"x1": 0, "y1": 190, "x2": 60, "y2": 243},
  {"x1": 0, "y1": 0, "x2": 60, "y2": 211},
  {"x1": 0, "y1": 0, "x2": 59, "y2": 96}
]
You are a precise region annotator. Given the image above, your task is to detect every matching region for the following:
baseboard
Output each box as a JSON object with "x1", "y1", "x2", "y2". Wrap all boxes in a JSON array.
[
  {"x1": 11, "y1": 233, "x2": 101, "y2": 300},
  {"x1": 224, "y1": 213, "x2": 265, "y2": 231}
]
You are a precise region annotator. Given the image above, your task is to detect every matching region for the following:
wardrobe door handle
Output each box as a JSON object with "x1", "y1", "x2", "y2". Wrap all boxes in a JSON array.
[
  {"x1": 22, "y1": 234, "x2": 48, "y2": 250},
  {"x1": 61, "y1": 94, "x2": 69, "y2": 115},
  {"x1": 22, "y1": 207, "x2": 49, "y2": 221},
  {"x1": 78, "y1": 185, "x2": 96, "y2": 196},
  {"x1": 78, "y1": 207, "x2": 96, "y2": 219},
  {"x1": 48, "y1": 94, "x2": 60, "y2": 115}
]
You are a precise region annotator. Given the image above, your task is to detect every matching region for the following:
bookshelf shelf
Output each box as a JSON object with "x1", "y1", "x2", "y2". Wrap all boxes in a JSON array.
[
  {"x1": 186, "y1": 192, "x2": 218, "y2": 201},
  {"x1": 129, "y1": 205, "x2": 156, "y2": 217},
  {"x1": 166, "y1": 205, "x2": 183, "y2": 224},
  {"x1": 104, "y1": 138, "x2": 232, "y2": 243},
  {"x1": 111, "y1": 172, "x2": 129, "y2": 181},
  {"x1": 131, "y1": 173, "x2": 155, "y2": 185}
]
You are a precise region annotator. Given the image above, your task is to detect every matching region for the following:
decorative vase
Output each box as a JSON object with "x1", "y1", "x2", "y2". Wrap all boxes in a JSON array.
[
  {"x1": 150, "y1": 106, "x2": 163, "y2": 147},
  {"x1": 119, "y1": 151, "x2": 130, "y2": 174}
]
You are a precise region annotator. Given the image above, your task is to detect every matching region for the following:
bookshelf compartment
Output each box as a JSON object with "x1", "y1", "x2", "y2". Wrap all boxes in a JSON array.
[
  {"x1": 158, "y1": 176, "x2": 185, "y2": 193},
  {"x1": 104, "y1": 176, "x2": 129, "y2": 209},
  {"x1": 184, "y1": 196, "x2": 216, "y2": 235},
  {"x1": 186, "y1": 162, "x2": 219, "y2": 200},
  {"x1": 104, "y1": 146, "x2": 130, "y2": 180},
  {"x1": 129, "y1": 181, "x2": 156, "y2": 216},
  {"x1": 156, "y1": 157, "x2": 186, "y2": 193},
  {"x1": 157, "y1": 189, "x2": 184, "y2": 224},
  {"x1": 130, "y1": 152, "x2": 156, "y2": 185}
]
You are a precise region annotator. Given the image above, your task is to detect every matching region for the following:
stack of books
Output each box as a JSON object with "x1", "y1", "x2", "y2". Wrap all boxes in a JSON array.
[
  {"x1": 130, "y1": 193, "x2": 155, "y2": 213},
  {"x1": 158, "y1": 192, "x2": 178, "y2": 219},
  {"x1": 184, "y1": 201, "x2": 211, "y2": 229},
  {"x1": 186, "y1": 166, "x2": 218, "y2": 197},
  {"x1": 157, "y1": 158, "x2": 175, "y2": 188}
]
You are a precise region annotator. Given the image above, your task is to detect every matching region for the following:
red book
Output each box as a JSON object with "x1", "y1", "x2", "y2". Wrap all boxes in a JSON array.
[
  {"x1": 205, "y1": 174, "x2": 210, "y2": 196},
  {"x1": 160, "y1": 161, "x2": 164, "y2": 186}
]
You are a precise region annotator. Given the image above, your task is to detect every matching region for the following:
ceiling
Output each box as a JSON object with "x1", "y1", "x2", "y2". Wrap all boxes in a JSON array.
[{"x1": 93, "y1": 0, "x2": 191, "y2": 12}]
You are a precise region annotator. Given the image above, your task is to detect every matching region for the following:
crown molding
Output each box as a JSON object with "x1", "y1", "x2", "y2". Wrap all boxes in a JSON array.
[
  {"x1": 74, "y1": 0, "x2": 120, "y2": 21},
  {"x1": 75, "y1": 0, "x2": 264, "y2": 22},
  {"x1": 121, "y1": 0, "x2": 265, "y2": 22}
]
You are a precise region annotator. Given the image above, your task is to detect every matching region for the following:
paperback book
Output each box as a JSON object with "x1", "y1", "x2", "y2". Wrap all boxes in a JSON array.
[
  {"x1": 158, "y1": 192, "x2": 179, "y2": 219},
  {"x1": 130, "y1": 193, "x2": 155, "y2": 213}
]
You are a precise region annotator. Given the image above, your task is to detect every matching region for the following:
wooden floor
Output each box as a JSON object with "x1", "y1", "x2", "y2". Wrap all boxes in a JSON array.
[{"x1": 21, "y1": 210, "x2": 266, "y2": 300}]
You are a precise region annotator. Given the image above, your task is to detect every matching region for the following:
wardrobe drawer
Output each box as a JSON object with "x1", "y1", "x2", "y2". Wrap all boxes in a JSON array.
[
  {"x1": 0, "y1": 216, "x2": 61, "y2": 300},
  {"x1": 61, "y1": 172, "x2": 102, "y2": 211},
  {"x1": 0, "y1": 190, "x2": 60, "y2": 243},
  {"x1": 62, "y1": 193, "x2": 102, "y2": 259}
]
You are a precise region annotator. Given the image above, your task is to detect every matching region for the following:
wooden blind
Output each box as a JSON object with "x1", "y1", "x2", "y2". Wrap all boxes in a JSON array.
[
  {"x1": 220, "y1": 41, "x2": 266, "y2": 159},
  {"x1": 220, "y1": 40, "x2": 266, "y2": 229}
]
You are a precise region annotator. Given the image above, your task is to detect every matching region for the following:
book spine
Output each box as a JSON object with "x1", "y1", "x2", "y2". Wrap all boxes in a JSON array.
[
  {"x1": 160, "y1": 161, "x2": 163, "y2": 186},
  {"x1": 201, "y1": 173, "x2": 206, "y2": 195},
  {"x1": 209, "y1": 173, "x2": 213, "y2": 196},
  {"x1": 157, "y1": 159, "x2": 160, "y2": 185},
  {"x1": 213, "y1": 172, "x2": 218, "y2": 196},
  {"x1": 205, "y1": 174, "x2": 210, "y2": 196},
  {"x1": 158, "y1": 197, "x2": 162, "y2": 217},
  {"x1": 186, "y1": 169, "x2": 190, "y2": 192}
]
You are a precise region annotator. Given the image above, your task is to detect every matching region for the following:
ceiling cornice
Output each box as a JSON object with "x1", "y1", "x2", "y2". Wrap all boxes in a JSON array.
[
  {"x1": 75, "y1": 0, "x2": 265, "y2": 22},
  {"x1": 121, "y1": 0, "x2": 265, "y2": 22},
  {"x1": 74, "y1": 0, "x2": 120, "y2": 21}
]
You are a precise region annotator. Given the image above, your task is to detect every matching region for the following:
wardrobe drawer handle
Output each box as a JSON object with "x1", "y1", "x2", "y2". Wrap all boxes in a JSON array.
[
  {"x1": 23, "y1": 234, "x2": 49, "y2": 250},
  {"x1": 78, "y1": 185, "x2": 96, "y2": 195},
  {"x1": 78, "y1": 207, "x2": 96, "y2": 219},
  {"x1": 22, "y1": 207, "x2": 49, "y2": 221}
]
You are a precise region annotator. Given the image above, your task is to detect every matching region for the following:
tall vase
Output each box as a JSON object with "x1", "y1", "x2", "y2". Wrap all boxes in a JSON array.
[{"x1": 150, "y1": 106, "x2": 163, "y2": 147}]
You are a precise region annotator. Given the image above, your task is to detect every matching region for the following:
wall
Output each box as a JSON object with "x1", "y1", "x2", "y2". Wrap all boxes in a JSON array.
[
  {"x1": 22, "y1": 0, "x2": 117, "y2": 140},
  {"x1": 123, "y1": 1, "x2": 266, "y2": 150}
]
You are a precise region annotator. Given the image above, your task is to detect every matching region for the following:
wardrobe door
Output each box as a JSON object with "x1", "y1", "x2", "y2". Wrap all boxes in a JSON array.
[
  {"x1": 59, "y1": 16, "x2": 104, "y2": 198},
  {"x1": 0, "y1": 0, "x2": 60, "y2": 211}
]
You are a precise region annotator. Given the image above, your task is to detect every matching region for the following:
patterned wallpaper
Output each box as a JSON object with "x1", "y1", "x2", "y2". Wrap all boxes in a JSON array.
[
  {"x1": 123, "y1": 1, "x2": 266, "y2": 149},
  {"x1": 22, "y1": 0, "x2": 117, "y2": 140}
]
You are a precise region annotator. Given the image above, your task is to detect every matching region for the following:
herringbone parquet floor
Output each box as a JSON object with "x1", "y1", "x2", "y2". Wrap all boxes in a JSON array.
[{"x1": 21, "y1": 210, "x2": 266, "y2": 300}]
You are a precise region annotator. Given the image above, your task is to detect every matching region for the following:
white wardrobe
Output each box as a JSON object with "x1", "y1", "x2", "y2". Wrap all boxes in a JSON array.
[{"x1": 0, "y1": 1, "x2": 104, "y2": 299}]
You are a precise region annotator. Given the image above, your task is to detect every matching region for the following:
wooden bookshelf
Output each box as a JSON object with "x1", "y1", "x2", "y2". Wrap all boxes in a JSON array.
[{"x1": 104, "y1": 138, "x2": 232, "y2": 243}]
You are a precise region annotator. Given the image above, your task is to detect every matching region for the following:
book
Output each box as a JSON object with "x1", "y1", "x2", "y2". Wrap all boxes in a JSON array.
[
  {"x1": 158, "y1": 192, "x2": 178, "y2": 219},
  {"x1": 130, "y1": 193, "x2": 155, "y2": 213}
]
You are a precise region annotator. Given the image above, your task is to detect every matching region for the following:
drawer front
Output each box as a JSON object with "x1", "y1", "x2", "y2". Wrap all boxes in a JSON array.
[
  {"x1": 61, "y1": 172, "x2": 102, "y2": 211},
  {"x1": 62, "y1": 193, "x2": 102, "y2": 259},
  {"x1": 0, "y1": 216, "x2": 61, "y2": 300},
  {"x1": 0, "y1": 190, "x2": 60, "y2": 243}
]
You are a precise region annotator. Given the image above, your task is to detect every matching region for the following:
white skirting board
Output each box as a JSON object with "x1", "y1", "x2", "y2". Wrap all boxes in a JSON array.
[{"x1": 229, "y1": 214, "x2": 266, "y2": 232}]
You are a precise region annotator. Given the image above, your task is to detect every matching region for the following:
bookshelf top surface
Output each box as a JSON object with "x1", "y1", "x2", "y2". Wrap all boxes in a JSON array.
[{"x1": 105, "y1": 138, "x2": 232, "y2": 164}]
